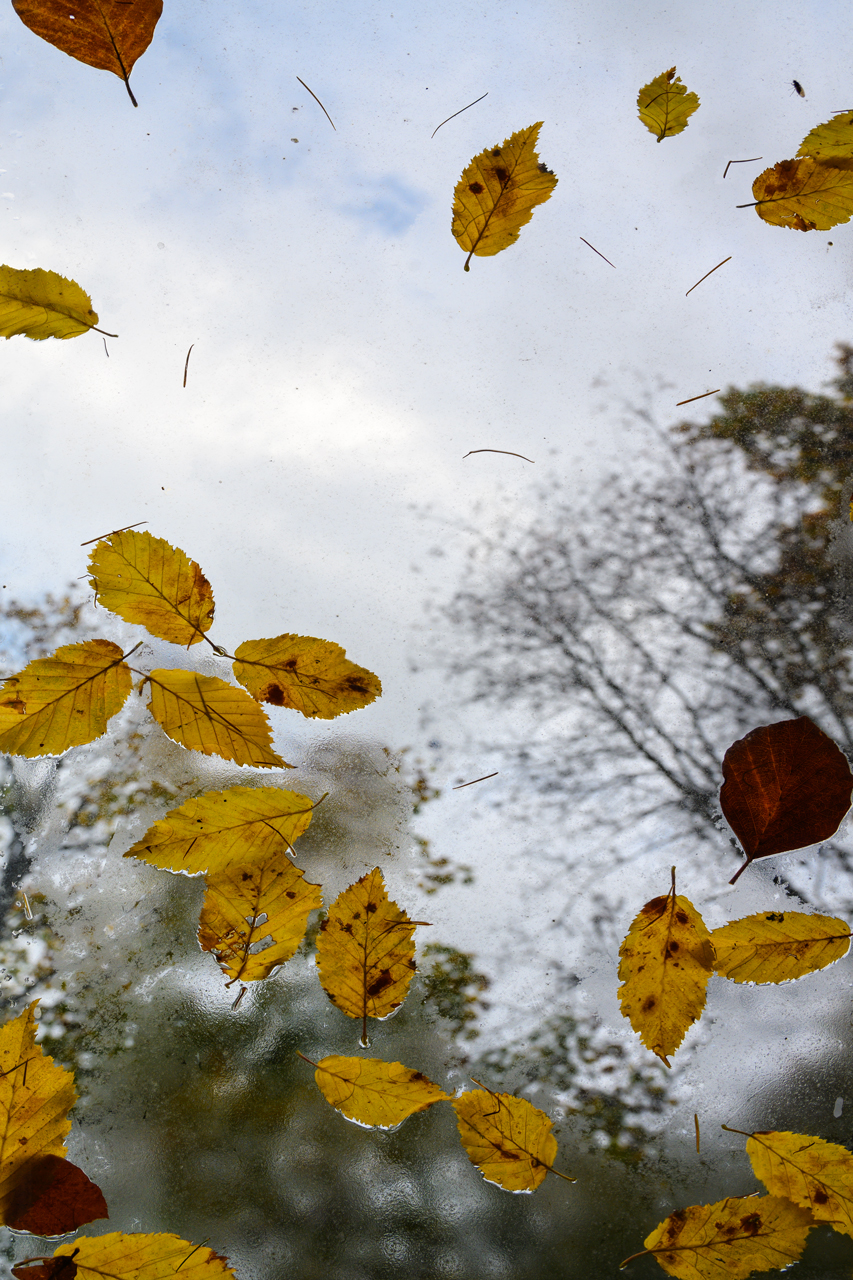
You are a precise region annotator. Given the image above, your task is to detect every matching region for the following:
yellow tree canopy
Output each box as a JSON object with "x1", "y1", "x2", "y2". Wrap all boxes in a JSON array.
[
  {"x1": 309, "y1": 1055, "x2": 450, "y2": 1129},
  {"x1": 637, "y1": 67, "x2": 700, "y2": 142},
  {"x1": 451, "y1": 123, "x2": 557, "y2": 271},
  {"x1": 198, "y1": 855, "x2": 322, "y2": 984},
  {"x1": 124, "y1": 785, "x2": 316, "y2": 875},
  {"x1": 712, "y1": 911, "x2": 851, "y2": 984},
  {"x1": 0, "y1": 640, "x2": 132, "y2": 758},
  {"x1": 617, "y1": 877, "x2": 715, "y2": 1066},
  {"x1": 232, "y1": 635, "x2": 381, "y2": 719},
  {"x1": 144, "y1": 669, "x2": 287, "y2": 768},
  {"x1": 751, "y1": 158, "x2": 853, "y2": 231},
  {"x1": 625, "y1": 1195, "x2": 812, "y2": 1279},
  {"x1": 0, "y1": 266, "x2": 101, "y2": 340},
  {"x1": 12, "y1": 0, "x2": 163, "y2": 106},
  {"x1": 0, "y1": 1005, "x2": 76, "y2": 1224},
  {"x1": 452, "y1": 1086, "x2": 572, "y2": 1192},
  {"x1": 88, "y1": 530, "x2": 215, "y2": 647},
  {"x1": 797, "y1": 111, "x2": 853, "y2": 160},
  {"x1": 37, "y1": 1233, "x2": 237, "y2": 1280},
  {"x1": 746, "y1": 1129, "x2": 853, "y2": 1237},
  {"x1": 316, "y1": 867, "x2": 425, "y2": 1042}
]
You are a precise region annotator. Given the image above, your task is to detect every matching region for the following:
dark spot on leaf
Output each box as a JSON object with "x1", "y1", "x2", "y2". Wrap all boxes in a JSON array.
[
  {"x1": 675, "y1": 910, "x2": 689, "y2": 924},
  {"x1": 345, "y1": 675, "x2": 371, "y2": 694},
  {"x1": 367, "y1": 971, "x2": 394, "y2": 997},
  {"x1": 491, "y1": 148, "x2": 501, "y2": 156},
  {"x1": 766, "y1": 912, "x2": 785, "y2": 922},
  {"x1": 410, "y1": 1071, "x2": 428, "y2": 1083},
  {"x1": 342, "y1": 923, "x2": 353, "y2": 934},
  {"x1": 241, "y1": 872, "x2": 251, "y2": 881},
  {"x1": 282, "y1": 658, "x2": 298, "y2": 670},
  {"x1": 813, "y1": 1188, "x2": 829, "y2": 1204},
  {"x1": 739, "y1": 1213, "x2": 762, "y2": 1236},
  {"x1": 261, "y1": 683, "x2": 285, "y2": 705},
  {"x1": 494, "y1": 167, "x2": 508, "y2": 184},
  {"x1": 468, "y1": 181, "x2": 484, "y2": 194},
  {"x1": 285, "y1": 890, "x2": 296, "y2": 899},
  {"x1": 641, "y1": 896, "x2": 668, "y2": 915},
  {"x1": 666, "y1": 941, "x2": 680, "y2": 955},
  {"x1": 641, "y1": 995, "x2": 656, "y2": 1012},
  {"x1": 366, "y1": 902, "x2": 378, "y2": 913}
]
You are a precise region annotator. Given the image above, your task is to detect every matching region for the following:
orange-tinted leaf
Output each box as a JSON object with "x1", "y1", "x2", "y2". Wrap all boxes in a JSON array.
[
  {"x1": 751, "y1": 157, "x2": 853, "y2": 231},
  {"x1": 310, "y1": 1055, "x2": 450, "y2": 1129},
  {"x1": 316, "y1": 868, "x2": 424, "y2": 1041},
  {"x1": 617, "y1": 879, "x2": 714, "y2": 1066},
  {"x1": 42, "y1": 1233, "x2": 237, "y2": 1280},
  {"x1": 0, "y1": 640, "x2": 132, "y2": 758},
  {"x1": 712, "y1": 911, "x2": 851, "y2": 984},
  {"x1": 12, "y1": 0, "x2": 162, "y2": 106},
  {"x1": 0, "y1": 1005, "x2": 77, "y2": 1225},
  {"x1": 452, "y1": 1086, "x2": 571, "y2": 1192},
  {"x1": 124, "y1": 785, "x2": 315, "y2": 875},
  {"x1": 88, "y1": 530, "x2": 215, "y2": 647},
  {"x1": 721, "y1": 718, "x2": 853, "y2": 883},
  {"x1": 6, "y1": 1155, "x2": 107, "y2": 1235},
  {"x1": 198, "y1": 854, "x2": 322, "y2": 984},
  {"x1": 746, "y1": 1129, "x2": 853, "y2": 1237},
  {"x1": 232, "y1": 635, "x2": 381, "y2": 719},
  {"x1": 145, "y1": 669, "x2": 287, "y2": 768}
]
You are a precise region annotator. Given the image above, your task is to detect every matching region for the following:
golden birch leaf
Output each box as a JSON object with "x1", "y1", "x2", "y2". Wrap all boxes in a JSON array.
[
  {"x1": 232, "y1": 635, "x2": 381, "y2": 719},
  {"x1": 451, "y1": 123, "x2": 557, "y2": 271},
  {"x1": 617, "y1": 876, "x2": 715, "y2": 1066},
  {"x1": 745, "y1": 1129, "x2": 853, "y2": 1237},
  {"x1": 750, "y1": 157, "x2": 853, "y2": 230},
  {"x1": 198, "y1": 854, "x2": 321, "y2": 984},
  {"x1": 712, "y1": 911, "x2": 851, "y2": 984},
  {"x1": 308, "y1": 1055, "x2": 450, "y2": 1129},
  {"x1": 316, "y1": 868, "x2": 425, "y2": 1042},
  {"x1": 124, "y1": 785, "x2": 316, "y2": 875},
  {"x1": 0, "y1": 1005, "x2": 76, "y2": 1225},
  {"x1": 637, "y1": 67, "x2": 700, "y2": 142},
  {"x1": 797, "y1": 111, "x2": 853, "y2": 160},
  {"x1": 0, "y1": 639, "x2": 132, "y2": 758},
  {"x1": 145, "y1": 669, "x2": 287, "y2": 769},
  {"x1": 12, "y1": 0, "x2": 162, "y2": 107},
  {"x1": 88, "y1": 529, "x2": 215, "y2": 647},
  {"x1": 452, "y1": 1086, "x2": 572, "y2": 1193},
  {"x1": 43, "y1": 1233, "x2": 236, "y2": 1280},
  {"x1": 623, "y1": 1195, "x2": 812, "y2": 1280},
  {"x1": 0, "y1": 266, "x2": 101, "y2": 341}
]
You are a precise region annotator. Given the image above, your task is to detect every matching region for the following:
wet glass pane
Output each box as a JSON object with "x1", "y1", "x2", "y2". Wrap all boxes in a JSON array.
[{"x1": 1, "y1": 2, "x2": 853, "y2": 1277}]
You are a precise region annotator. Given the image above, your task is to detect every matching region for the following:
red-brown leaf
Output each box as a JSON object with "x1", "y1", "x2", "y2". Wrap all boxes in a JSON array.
[
  {"x1": 721, "y1": 717, "x2": 853, "y2": 884},
  {"x1": 6, "y1": 1155, "x2": 107, "y2": 1235},
  {"x1": 12, "y1": 1257, "x2": 77, "y2": 1280}
]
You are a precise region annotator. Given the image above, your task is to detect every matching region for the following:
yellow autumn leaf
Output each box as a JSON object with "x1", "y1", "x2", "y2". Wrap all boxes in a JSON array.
[
  {"x1": 750, "y1": 157, "x2": 853, "y2": 230},
  {"x1": 0, "y1": 266, "x2": 102, "y2": 340},
  {"x1": 0, "y1": 639, "x2": 132, "y2": 758},
  {"x1": 451, "y1": 123, "x2": 557, "y2": 271},
  {"x1": 232, "y1": 634, "x2": 382, "y2": 719},
  {"x1": 198, "y1": 854, "x2": 322, "y2": 983},
  {"x1": 637, "y1": 67, "x2": 700, "y2": 142},
  {"x1": 316, "y1": 867, "x2": 425, "y2": 1041},
  {"x1": 797, "y1": 111, "x2": 853, "y2": 161},
  {"x1": 617, "y1": 876, "x2": 715, "y2": 1067},
  {"x1": 12, "y1": 0, "x2": 162, "y2": 108},
  {"x1": 307, "y1": 1054, "x2": 450, "y2": 1129},
  {"x1": 623, "y1": 1194, "x2": 812, "y2": 1279},
  {"x1": 712, "y1": 911, "x2": 851, "y2": 984},
  {"x1": 0, "y1": 1005, "x2": 76, "y2": 1224},
  {"x1": 145, "y1": 669, "x2": 287, "y2": 769},
  {"x1": 452, "y1": 1085, "x2": 572, "y2": 1192},
  {"x1": 88, "y1": 530, "x2": 215, "y2": 647},
  {"x1": 745, "y1": 1129, "x2": 853, "y2": 1237},
  {"x1": 124, "y1": 785, "x2": 316, "y2": 875},
  {"x1": 44, "y1": 1232, "x2": 236, "y2": 1280}
]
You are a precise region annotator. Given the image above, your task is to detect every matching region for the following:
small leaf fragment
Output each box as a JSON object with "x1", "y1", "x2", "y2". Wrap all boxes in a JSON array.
[
  {"x1": 198, "y1": 855, "x2": 322, "y2": 984},
  {"x1": 233, "y1": 634, "x2": 381, "y2": 718},
  {"x1": 617, "y1": 880, "x2": 714, "y2": 1066},
  {"x1": 311, "y1": 1055, "x2": 450, "y2": 1129},
  {"x1": 452, "y1": 1087, "x2": 568, "y2": 1192},
  {"x1": 124, "y1": 785, "x2": 316, "y2": 875},
  {"x1": 316, "y1": 868, "x2": 423, "y2": 1039},
  {"x1": 12, "y1": 1259, "x2": 78, "y2": 1280},
  {"x1": 145, "y1": 669, "x2": 287, "y2": 768},
  {"x1": 451, "y1": 123, "x2": 557, "y2": 270},
  {"x1": 6, "y1": 1155, "x2": 107, "y2": 1235},
  {"x1": 721, "y1": 717, "x2": 853, "y2": 881},
  {"x1": 0, "y1": 266, "x2": 100, "y2": 340},
  {"x1": 637, "y1": 67, "x2": 700, "y2": 142},
  {"x1": 797, "y1": 111, "x2": 853, "y2": 161},
  {"x1": 631, "y1": 1194, "x2": 812, "y2": 1280},
  {"x1": 712, "y1": 911, "x2": 851, "y2": 984},
  {"x1": 88, "y1": 529, "x2": 215, "y2": 646},
  {"x1": 746, "y1": 1129, "x2": 853, "y2": 1237},
  {"x1": 751, "y1": 157, "x2": 853, "y2": 231},
  {"x1": 0, "y1": 640, "x2": 132, "y2": 758},
  {"x1": 39, "y1": 1233, "x2": 237, "y2": 1280}
]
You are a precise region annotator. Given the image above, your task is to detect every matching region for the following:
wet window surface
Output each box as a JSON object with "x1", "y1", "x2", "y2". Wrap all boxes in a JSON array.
[{"x1": 2, "y1": 2, "x2": 853, "y2": 1277}]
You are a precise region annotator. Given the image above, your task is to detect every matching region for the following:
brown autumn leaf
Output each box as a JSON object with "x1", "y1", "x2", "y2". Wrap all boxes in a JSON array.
[
  {"x1": 12, "y1": 1257, "x2": 78, "y2": 1280},
  {"x1": 720, "y1": 717, "x2": 853, "y2": 884},
  {"x1": 6, "y1": 1155, "x2": 107, "y2": 1236},
  {"x1": 12, "y1": 0, "x2": 162, "y2": 107}
]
